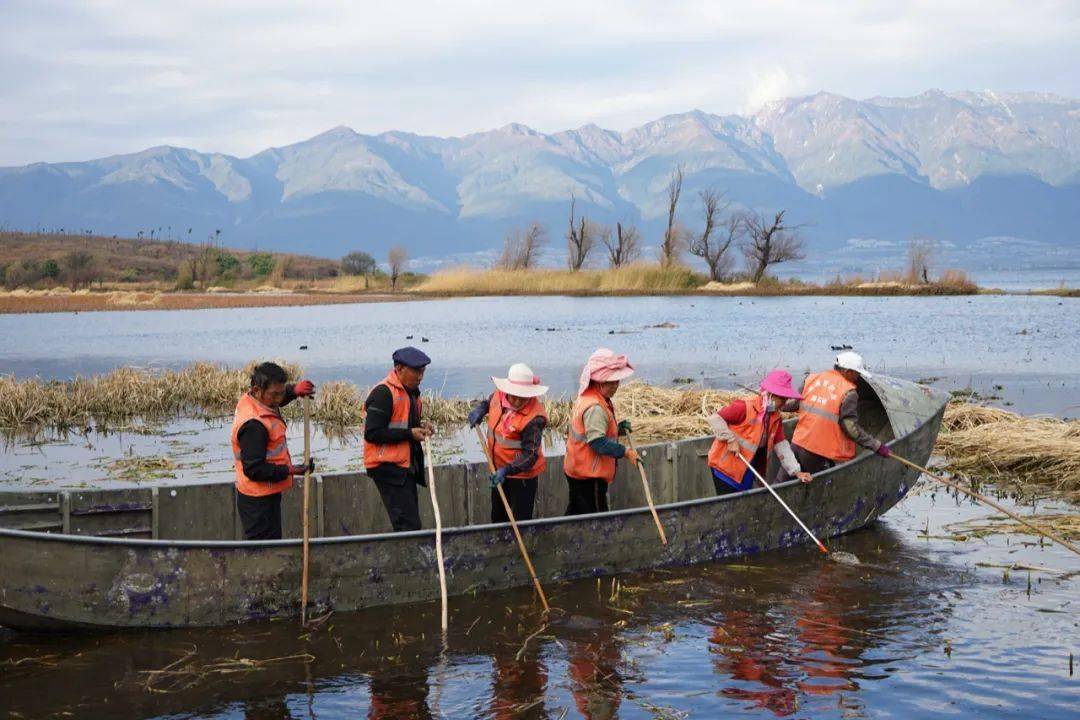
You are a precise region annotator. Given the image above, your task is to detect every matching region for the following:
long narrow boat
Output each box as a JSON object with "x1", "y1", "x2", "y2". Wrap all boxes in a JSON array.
[{"x1": 0, "y1": 374, "x2": 947, "y2": 630}]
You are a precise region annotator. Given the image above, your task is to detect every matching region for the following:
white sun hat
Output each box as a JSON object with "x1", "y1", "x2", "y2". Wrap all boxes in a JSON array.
[
  {"x1": 835, "y1": 351, "x2": 872, "y2": 378},
  {"x1": 492, "y1": 363, "x2": 549, "y2": 398}
]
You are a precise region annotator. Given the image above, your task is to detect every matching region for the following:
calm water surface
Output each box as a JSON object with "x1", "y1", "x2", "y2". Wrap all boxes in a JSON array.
[
  {"x1": 1, "y1": 489, "x2": 1077, "y2": 719},
  {"x1": 1, "y1": 296, "x2": 1078, "y2": 718}
]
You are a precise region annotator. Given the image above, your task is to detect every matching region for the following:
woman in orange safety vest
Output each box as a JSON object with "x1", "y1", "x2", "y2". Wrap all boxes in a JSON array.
[{"x1": 467, "y1": 362, "x2": 550, "y2": 523}]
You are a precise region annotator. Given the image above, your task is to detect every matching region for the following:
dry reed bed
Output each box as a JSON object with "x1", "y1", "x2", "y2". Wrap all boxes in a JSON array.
[
  {"x1": 938, "y1": 403, "x2": 1080, "y2": 498},
  {"x1": 413, "y1": 265, "x2": 706, "y2": 295},
  {"x1": 3, "y1": 365, "x2": 1079, "y2": 499}
]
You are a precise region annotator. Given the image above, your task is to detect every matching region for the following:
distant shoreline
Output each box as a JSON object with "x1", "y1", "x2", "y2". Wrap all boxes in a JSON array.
[{"x1": 0, "y1": 284, "x2": 1074, "y2": 315}]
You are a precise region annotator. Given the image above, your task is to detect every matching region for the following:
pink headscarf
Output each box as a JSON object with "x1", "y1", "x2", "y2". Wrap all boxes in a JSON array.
[{"x1": 577, "y1": 348, "x2": 635, "y2": 396}]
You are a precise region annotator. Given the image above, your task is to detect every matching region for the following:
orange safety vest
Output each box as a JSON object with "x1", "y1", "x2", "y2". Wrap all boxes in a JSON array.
[
  {"x1": 231, "y1": 392, "x2": 293, "y2": 497},
  {"x1": 792, "y1": 369, "x2": 857, "y2": 461},
  {"x1": 707, "y1": 395, "x2": 780, "y2": 483},
  {"x1": 564, "y1": 387, "x2": 619, "y2": 483},
  {"x1": 363, "y1": 370, "x2": 420, "y2": 470},
  {"x1": 487, "y1": 391, "x2": 547, "y2": 479}
]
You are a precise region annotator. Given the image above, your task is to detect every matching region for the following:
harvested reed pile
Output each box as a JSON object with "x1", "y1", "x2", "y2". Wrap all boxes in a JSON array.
[
  {"x1": 945, "y1": 513, "x2": 1080, "y2": 541},
  {"x1": 937, "y1": 403, "x2": 1080, "y2": 499}
]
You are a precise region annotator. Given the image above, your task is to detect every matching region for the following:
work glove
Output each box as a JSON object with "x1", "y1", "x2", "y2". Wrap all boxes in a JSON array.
[
  {"x1": 289, "y1": 459, "x2": 315, "y2": 476},
  {"x1": 467, "y1": 404, "x2": 487, "y2": 429},
  {"x1": 617, "y1": 419, "x2": 632, "y2": 436},
  {"x1": 875, "y1": 444, "x2": 892, "y2": 458},
  {"x1": 489, "y1": 467, "x2": 508, "y2": 488},
  {"x1": 292, "y1": 380, "x2": 316, "y2": 398}
]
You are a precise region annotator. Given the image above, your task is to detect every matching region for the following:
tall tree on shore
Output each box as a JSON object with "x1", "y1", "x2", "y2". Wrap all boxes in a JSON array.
[
  {"x1": 660, "y1": 165, "x2": 684, "y2": 266},
  {"x1": 388, "y1": 246, "x2": 408, "y2": 290},
  {"x1": 741, "y1": 210, "x2": 805, "y2": 283},
  {"x1": 342, "y1": 251, "x2": 378, "y2": 288},
  {"x1": 689, "y1": 188, "x2": 739, "y2": 282},
  {"x1": 498, "y1": 222, "x2": 546, "y2": 270},
  {"x1": 602, "y1": 221, "x2": 642, "y2": 268},
  {"x1": 566, "y1": 195, "x2": 594, "y2": 271}
]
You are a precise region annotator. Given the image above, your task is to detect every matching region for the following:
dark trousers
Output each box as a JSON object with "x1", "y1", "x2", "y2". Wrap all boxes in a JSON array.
[
  {"x1": 775, "y1": 444, "x2": 835, "y2": 483},
  {"x1": 565, "y1": 476, "x2": 609, "y2": 515},
  {"x1": 374, "y1": 477, "x2": 422, "y2": 532},
  {"x1": 492, "y1": 477, "x2": 538, "y2": 523},
  {"x1": 236, "y1": 490, "x2": 283, "y2": 540}
]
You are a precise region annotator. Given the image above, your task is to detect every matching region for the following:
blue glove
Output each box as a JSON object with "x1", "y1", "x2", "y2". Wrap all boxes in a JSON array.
[
  {"x1": 489, "y1": 467, "x2": 508, "y2": 488},
  {"x1": 467, "y1": 404, "x2": 487, "y2": 429},
  {"x1": 618, "y1": 419, "x2": 632, "y2": 435}
]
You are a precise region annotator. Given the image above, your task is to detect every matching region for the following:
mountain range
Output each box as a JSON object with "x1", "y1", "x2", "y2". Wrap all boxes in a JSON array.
[{"x1": 1, "y1": 89, "x2": 1078, "y2": 270}]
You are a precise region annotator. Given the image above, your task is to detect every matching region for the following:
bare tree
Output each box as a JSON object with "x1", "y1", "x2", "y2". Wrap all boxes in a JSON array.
[
  {"x1": 742, "y1": 210, "x2": 805, "y2": 282},
  {"x1": 388, "y1": 246, "x2": 408, "y2": 290},
  {"x1": 689, "y1": 188, "x2": 740, "y2": 281},
  {"x1": 602, "y1": 221, "x2": 642, "y2": 268},
  {"x1": 660, "y1": 165, "x2": 684, "y2": 266},
  {"x1": 905, "y1": 237, "x2": 935, "y2": 284},
  {"x1": 566, "y1": 195, "x2": 594, "y2": 271},
  {"x1": 498, "y1": 222, "x2": 547, "y2": 270}
]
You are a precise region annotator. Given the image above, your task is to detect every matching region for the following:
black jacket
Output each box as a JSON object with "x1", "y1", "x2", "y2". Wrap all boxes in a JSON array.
[
  {"x1": 363, "y1": 383, "x2": 425, "y2": 486},
  {"x1": 236, "y1": 385, "x2": 299, "y2": 483}
]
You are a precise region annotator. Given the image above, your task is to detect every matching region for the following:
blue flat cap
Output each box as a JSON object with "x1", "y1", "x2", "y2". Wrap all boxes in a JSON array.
[{"x1": 392, "y1": 346, "x2": 431, "y2": 368}]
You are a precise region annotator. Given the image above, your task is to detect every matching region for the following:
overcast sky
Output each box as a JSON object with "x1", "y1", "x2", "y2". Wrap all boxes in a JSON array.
[{"x1": 1, "y1": 0, "x2": 1077, "y2": 166}]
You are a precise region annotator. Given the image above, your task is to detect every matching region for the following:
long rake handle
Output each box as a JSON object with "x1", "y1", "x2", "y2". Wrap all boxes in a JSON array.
[
  {"x1": 300, "y1": 397, "x2": 312, "y2": 625},
  {"x1": 625, "y1": 433, "x2": 667, "y2": 545},
  {"x1": 475, "y1": 426, "x2": 550, "y2": 612},
  {"x1": 738, "y1": 454, "x2": 828, "y2": 554},
  {"x1": 423, "y1": 440, "x2": 449, "y2": 632},
  {"x1": 891, "y1": 454, "x2": 1080, "y2": 559}
]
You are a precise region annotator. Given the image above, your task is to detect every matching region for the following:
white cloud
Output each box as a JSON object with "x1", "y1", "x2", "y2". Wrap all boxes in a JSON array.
[{"x1": 0, "y1": 0, "x2": 1077, "y2": 164}]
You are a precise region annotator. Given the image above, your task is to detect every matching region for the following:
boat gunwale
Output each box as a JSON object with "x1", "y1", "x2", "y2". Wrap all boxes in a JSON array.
[{"x1": 0, "y1": 395, "x2": 945, "y2": 550}]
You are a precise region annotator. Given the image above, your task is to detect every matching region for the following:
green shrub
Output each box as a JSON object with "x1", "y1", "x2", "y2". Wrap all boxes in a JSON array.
[{"x1": 245, "y1": 253, "x2": 275, "y2": 277}]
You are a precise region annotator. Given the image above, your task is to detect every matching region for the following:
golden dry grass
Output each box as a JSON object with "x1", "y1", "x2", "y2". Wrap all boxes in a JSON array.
[
  {"x1": 413, "y1": 264, "x2": 706, "y2": 295},
  {"x1": 938, "y1": 403, "x2": 1080, "y2": 498}
]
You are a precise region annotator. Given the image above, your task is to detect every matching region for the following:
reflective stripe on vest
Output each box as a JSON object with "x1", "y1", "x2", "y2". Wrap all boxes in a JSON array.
[
  {"x1": 231, "y1": 392, "x2": 293, "y2": 498},
  {"x1": 792, "y1": 369, "x2": 857, "y2": 462},
  {"x1": 363, "y1": 371, "x2": 418, "y2": 470},
  {"x1": 707, "y1": 395, "x2": 780, "y2": 484},
  {"x1": 487, "y1": 391, "x2": 547, "y2": 479},
  {"x1": 564, "y1": 388, "x2": 618, "y2": 483}
]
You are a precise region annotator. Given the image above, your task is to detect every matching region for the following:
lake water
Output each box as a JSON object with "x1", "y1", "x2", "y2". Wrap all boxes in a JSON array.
[
  {"x1": 1, "y1": 487, "x2": 1077, "y2": 719},
  {"x1": 1, "y1": 295, "x2": 1078, "y2": 718}
]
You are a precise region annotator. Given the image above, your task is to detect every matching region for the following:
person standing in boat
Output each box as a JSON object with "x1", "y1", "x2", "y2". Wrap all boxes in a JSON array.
[
  {"x1": 231, "y1": 361, "x2": 316, "y2": 540},
  {"x1": 467, "y1": 363, "x2": 549, "y2": 523},
  {"x1": 707, "y1": 370, "x2": 811, "y2": 495},
  {"x1": 564, "y1": 348, "x2": 639, "y2": 515},
  {"x1": 363, "y1": 347, "x2": 432, "y2": 532},
  {"x1": 779, "y1": 351, "x2": 891, "y2": 479}
]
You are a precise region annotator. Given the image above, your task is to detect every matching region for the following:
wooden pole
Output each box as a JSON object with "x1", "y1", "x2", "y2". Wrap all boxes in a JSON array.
[
  {"x1": 624, "y1": 432, "x2": 667, "y2": 545},
  {"x1": 423, "y1": 440, "x2": 449, "y2": 632},
  {"x1": 738, "y1": 454, "x2": 828, "y2": 554},
  {"x1": 474, "y1": 426, "x2": 550, "y2": 612},
  {"x1": 300, "y1": 397, "x2": 312, "y2": 625},
  {"x1": 891, "y1": 453, "x2": 1080, "y2": 559}
]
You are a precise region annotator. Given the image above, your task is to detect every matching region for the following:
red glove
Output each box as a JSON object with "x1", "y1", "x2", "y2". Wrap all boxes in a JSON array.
[
  {"x1": 875, "y1": 444, "x2": 892, "y2": 458},
  {"x1": 293, "y1": 380, "x2": 315, "y2": 397}
]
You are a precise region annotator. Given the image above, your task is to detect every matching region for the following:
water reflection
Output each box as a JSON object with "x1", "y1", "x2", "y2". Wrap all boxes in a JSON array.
[{"x1": 0, "y1": 524, "x2": 970, "y2": 720}]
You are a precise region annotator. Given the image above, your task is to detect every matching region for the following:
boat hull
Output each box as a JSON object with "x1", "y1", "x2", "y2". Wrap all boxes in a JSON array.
[{"x1": 0, "y1": 398, "x2": 942, "y2": 630}]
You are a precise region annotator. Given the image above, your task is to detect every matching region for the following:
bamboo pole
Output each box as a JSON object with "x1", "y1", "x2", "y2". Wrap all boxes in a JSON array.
[
  {"x1": 423, "y1": 440, "x2": 449, "y2": 631},
  {"x1": 300, "y1": 397, "x2": 312, "y2": 625},
  {"x1": 738, "y1": 454, "x2": 828, "y2": 554},
  {"x1": 624, "y1": 432, "x2": 667, "y2": 545},
  {"x1": 474, "y1": 426, "x2": 550, "y2": 612},
  {"x1": 891, "y1": 453, "x2": 1080, "y2": 559}
]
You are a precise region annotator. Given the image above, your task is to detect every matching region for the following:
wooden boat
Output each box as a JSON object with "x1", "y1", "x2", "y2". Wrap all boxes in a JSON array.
[{"x1": 0, "y1": 374, "x2": 947, "y2": 630}]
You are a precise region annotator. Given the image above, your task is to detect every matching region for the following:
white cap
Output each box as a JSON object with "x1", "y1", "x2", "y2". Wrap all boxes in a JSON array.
[
  {"x1": 835, "y1": 351, "x2": 872, "y2": 378},
  {"x1": 492, "y1": 363, "x2": 548, "y2": 398}
]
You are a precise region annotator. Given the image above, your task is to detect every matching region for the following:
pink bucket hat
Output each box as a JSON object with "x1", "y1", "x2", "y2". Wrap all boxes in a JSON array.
[
  {"x1": 759, "y1": 369, "x2": 802, "y2": 399},
  {"x1": 577, "y1": 348, "x2": 635, "y2": 396}
]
